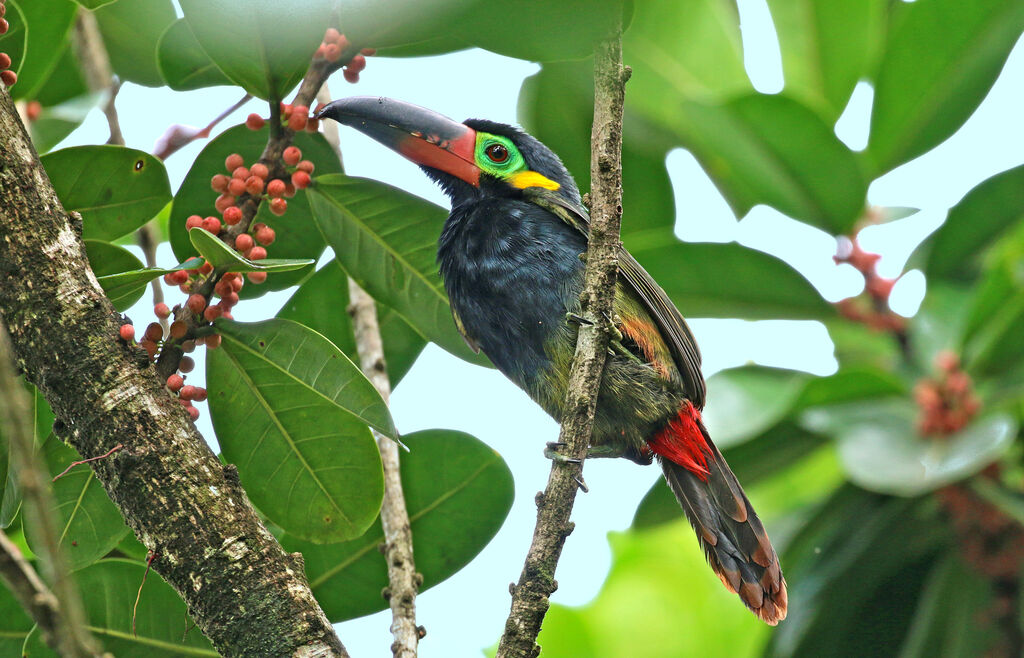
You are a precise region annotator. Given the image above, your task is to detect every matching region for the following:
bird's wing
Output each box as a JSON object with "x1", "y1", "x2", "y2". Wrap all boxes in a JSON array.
[{"x1": 527, "y1": 190, "x2": 706, "y2": 409}]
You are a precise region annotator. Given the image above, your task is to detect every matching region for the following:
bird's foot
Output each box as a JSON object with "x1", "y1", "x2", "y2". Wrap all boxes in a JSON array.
[
  {"x1": 544, "y1": 442, "x2": 581, "y2": 464},
  {"x1": 565, "y1": 312, "x2": 593, "y2": 326}
]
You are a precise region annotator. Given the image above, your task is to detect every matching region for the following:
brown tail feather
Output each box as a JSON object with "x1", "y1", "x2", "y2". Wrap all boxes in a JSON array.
[{"x1": 660, "y1": 432, "x2": 788, "y2": 625}]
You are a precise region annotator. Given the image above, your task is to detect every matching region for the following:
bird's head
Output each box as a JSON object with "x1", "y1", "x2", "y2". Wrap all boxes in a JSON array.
[{"x1": 317, "y1": 96, "x2": 582, "y2": 208}]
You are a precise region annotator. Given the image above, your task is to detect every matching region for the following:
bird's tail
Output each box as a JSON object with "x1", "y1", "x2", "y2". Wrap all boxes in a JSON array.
[{"x1": 648, "y1": 401, "x2": 788, "y2": 625}]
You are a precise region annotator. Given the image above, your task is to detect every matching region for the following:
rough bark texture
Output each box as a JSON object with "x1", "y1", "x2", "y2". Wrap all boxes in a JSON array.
[
  {"x1": 0, "y1": 83, "x2": 347, "y2": 656},
  {"x1": 495, "y1": 29, "x2": 629, "y2": 658},
  {"x1": 348, "y1": 280, "x2": 421, "y2": 657}
]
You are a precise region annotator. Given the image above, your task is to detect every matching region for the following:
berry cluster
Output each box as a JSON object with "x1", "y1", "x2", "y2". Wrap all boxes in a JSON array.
[
  {"x1": 913, "y1": 351, "x2": 981, "y2": 436},
  {"x1": 314, "y1": 28, "x2": 375, "y2": 83},
  {"x1": 0, "y1": 0, "x2": 16, "y2": 88},
  {"x1": 834, "y1": 232, "x2": 905, "y2": 332},
  {"x1": 117, "y1": 320, "x2": 208, "y2": 420}
]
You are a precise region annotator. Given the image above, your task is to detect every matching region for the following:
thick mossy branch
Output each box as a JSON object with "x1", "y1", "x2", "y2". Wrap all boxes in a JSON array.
[
  {"x1": 0, "y1": 85, "x2": 347, "y2": 656},
  {"x1": 495, "y1": 27, "x2": 630, "y2": 658}
]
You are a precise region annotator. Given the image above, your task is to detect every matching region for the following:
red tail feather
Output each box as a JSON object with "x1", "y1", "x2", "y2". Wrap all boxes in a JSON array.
[{"x1": 648, "y1": 401, "x2": 713, "y2": 480}]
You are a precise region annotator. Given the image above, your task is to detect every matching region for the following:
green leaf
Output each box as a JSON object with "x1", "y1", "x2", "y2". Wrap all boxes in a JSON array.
[
  {"x1": 207, "y1": 318, "x2": 386, "y2": 542},
  {"x1": 94, "y1": 0, "x2": 177, "y2": 87},
  {"x1": 920, "y1": 164, "x2": 1024, "y2": 282},
  {"x1": 866, "y1": 0, "x2": 1024, "y2": 175},
  {"x1": 22, "y1": 559, "x2": 215, "y2": 656},
  {"x1": 156, "y1": 19, "x2": 233, "y2": 91},
  {"x1": 84, "y1": 240, "x2": 145, "y2": 310},
  {"x1": 6, "y1": 0, "x2": 77, "y2": 101},
  {"x1": 702, "y1": 366, "x2": 810, "y2": 448},
  {"x1": 337, "y1": 0, "x2": 468, "y2": 52},
  {"x1": 825, "y1": 319, "x2": 902, "y2": 372},
  {"x1": 277, "y1": 260, "x2": 426, "y2": 389},
  {"x1": 0, "y1": 0, "x2": 27, "y2": 81},
  {"x1": 280, "y1": 429, "x2": 514, "y2": 622},
  {"x1": 668, "y1": 94, "x2": 867, "y2": 232},
  {"x1": 33, "y1": 42, "x2": 89, "y2": 108},
  {"x1": 802, "y1": 400, "x2": 1017, "y2": 496},
  {"x1": 307, "y1": 175, "x2": 490, "y2": 367},
  {"x1": 96, "y1": 257, "x2": 205, "y2": 313},
  {"x1": 168, "y1": 125, "x2": 340, "y2": 298},
  {"x1": 965, "y1": 292, "x2": 1024, "y2": 378},
  {"x1": 29, "y1": 93, "x2": 97, "y2": 155},
  {"x1": 24, "y1": 436, "x2": 130, "y2": 571},
  {"x1": 70, "y1": 0, "x2": 117, "y2": 8},
  {"x1": 188, "y1": 227, "x2": 313, "y2": 273},
  {"x1": 969, "y1": 477, "x2": 1024, "y2": 527},
  {"x1": 179, "y1": 0, "x2": 334, "y2": 100},
  {"x1": 626, "y1": 237, "x2": 833, "y2": 320},
  {"x1": 0, "y1": 584, "x2": 33, "y2": 655},
  {"x1": 792, "y1": 367, "x2": 906, "y2": 410},
  {"x1": 766, "y1": 0, "x2": 885, "y2": 120},
  {"x1": 1, "y1": 386, "x2": 54, "y2": 528},
  {"x1": 41, "y1": 146, "x2": 171, "y2": 241},
  {"x1": 909, "y1": 284, "x2": 974, "y2": 372}
]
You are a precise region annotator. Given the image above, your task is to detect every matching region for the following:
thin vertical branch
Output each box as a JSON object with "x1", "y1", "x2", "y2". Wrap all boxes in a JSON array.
[{"x1": 495, "y1": 24, "x2": 629, "y2": 658}]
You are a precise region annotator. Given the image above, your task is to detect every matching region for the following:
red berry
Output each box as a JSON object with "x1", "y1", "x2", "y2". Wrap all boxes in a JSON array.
[
  {"x1": 179, "y1": 356, "x2": 195, "y2": 373},
  {"x1": 186, "y1": 214, "x2": 204, "y2": 230},
  {"x1": 140, "y1": 339, "x2": 158, "y2": 359},
  {"x1": 199, "y1": 261, "x2": 214, "y2": 275},
  {"x1": 0, "y1": 70, "x2": 16, "y2": 87},
  {"x1": 229, "y1": 275, "x2": 244, "y2": 292},
  {"x1": 324, "y1": 43, "x2": 341, "y2": 62},
  {"x1": 935, "y1": 350, "x2": 960, "y2": 373},
  {"x1": 244, "y1": 175, "x2": 264, "y2": 196},
  {"x1": 223, "y1": 205, "x2": 243, "y2": 225},
  {"x1": 325, "y1": 27, "x2": 341, "y2": 43},
  {"x1": 227, "y1": 177, "x2": 246, "y2": 196},
  {"x1": 225, "y1": 153, "x2": 244, "y2": 172},
  {"x1": 144, "y1": 322, "x2": 163, "y2": 341},
  {"x1": 343, "y1": 69, "x2": 359, "y2": 84},
  {"x1": 214, "y1": 194, "x2": 236, "y2": 213},
  {"x1": 296, "y1": 160, "x2": 315, "y2": 174},
  {"x1": 169, "y1": 320, "x2": 188, "y2": 339},
  {"x1": 211, "y1": 174, "x2": 229, "y2": 193},
  {"x1": 201, "y1": 217, "x2": 222, "y2": 234},
  {"x1": 234, "y1": 233, "x2": 254, "y2": 252},
  {"x1": 248, "y1": 246, "x2": 267, "y2": 261},
  {"x1": 284, "y1": 183, "x2": 296, "y2": 198},
  {"x1": 0, "y1": 18, "x2": 8, "y2": 36},
  {"x1": 165, "y1": 269, "x2": 189, "y2": 285},
  {"x1": 283, "y1": 146, "x2": 302, "y2": 166},
  {"x1": 348, "y1": 54, "x2": 367, "y2": 74},
  {"x1": 154, "y1": 303, "x2": 171, "y2": 319},
  {"x1": 220, "y1": 291, "x2": 239, "y2": 307},
  {"x1": 246, "y1": 113, "x2": 265, "y2": 130},
  {"x1": 25, "y1": 100, "x2": 41, "y2": 121},
  {"x1": 255, "y1": 226, "x2": 276, "y2": 245},
  {"x1": 192, "y1": 387, "x2": 208, "y2": 402},
  {"x1": 280, "y1": 103, "x2": 292, "y2": 120},
  {"x1": 231, "y1": 166, "x2": 250, "y2": 181},
  {"x1": 288, "y1": 112, "x2": 307, "y2": 132},
  {"x1": 167, "y1": 374, "x2": 184, "y2": 392},
  {"x1": 337, "y1": 34, "x2": 351, "y2": 51},
  {"x1": 203, "y1": 304, "x2": 223, "y2": 321},
  {"x1": 291, "y1": 170, "x2": 311, "y2": 189},
  {"x1": 305, "y1": 118, "x2": 320, "y2": 133},
  {"x1": 250, "y1": 163, "x2": 269, "y2": 179},
  {"x1": 269, "y1": 198, "x2": 287, "y2": 216},
  {"x1": 179, "y1": 385, "x2": 197, "y2": 401},
  {"x1": 315, "y1": 43, "x2": 328, "y2": 59},
  {"x1": 247, "y1": 271, "x2": 268, "y2": 284},
  {"x1": 266, "y1": 179, "x2": 286, "y2": 198},
  {"x1": 206, "y1": 335, "x2": 222, "y2": 349},
  {"x1": 187, "y1": 406, "x2": 200, "y2": 421},
  {"x1": 119, "y1": 324, "x2": 135, "y2": 341},
  {"x1": 361, "y1": 48, "x2": 377, "y2": 56},
  {"x1": 186, "y1": 294, "x2": 206, "y2": 314},
  {"x1": 0, "y1": 53, "x2": 10, "y2": 69}
]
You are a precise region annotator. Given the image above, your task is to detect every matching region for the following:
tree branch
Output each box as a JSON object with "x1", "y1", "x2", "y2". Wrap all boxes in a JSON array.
[
  {"x1": 0, "y1": 323, "x2": 103, "y2": 657},
  {"x1": 0, "y1": 80, "x2": 347, "y2": 657},
  {"x1": 495, "y1": 26, "x2": 629, "y2": 658}
]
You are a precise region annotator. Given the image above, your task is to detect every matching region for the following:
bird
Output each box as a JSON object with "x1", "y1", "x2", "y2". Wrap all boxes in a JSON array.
[{"x1": 318, "y1": 96, "x2": 787, "y2": 624}]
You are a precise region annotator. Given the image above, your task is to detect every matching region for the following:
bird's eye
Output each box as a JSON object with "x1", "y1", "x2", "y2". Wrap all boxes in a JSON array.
[{"x1": 485, "y1": 143, "x2": 509, "y2": 163}]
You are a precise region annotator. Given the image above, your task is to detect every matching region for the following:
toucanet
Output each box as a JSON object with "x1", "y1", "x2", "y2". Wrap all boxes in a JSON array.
[{"x1": 318, "y1": 97, "x2": 787, "y2": 624}]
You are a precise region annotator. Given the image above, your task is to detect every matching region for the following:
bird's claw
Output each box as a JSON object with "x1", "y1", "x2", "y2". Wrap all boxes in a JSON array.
[
  {"x1": 565, "y1": 312, "x2": 593, "y2": 327},
  {"x1": 544, "y1": 442, "x2": 581, "y2": 464},
  {"x1": 573, "y1": 474, "x2": 589, "y2": 493}
]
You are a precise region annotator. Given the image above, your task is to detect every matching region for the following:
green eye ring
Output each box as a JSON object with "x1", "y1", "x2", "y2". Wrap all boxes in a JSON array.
[{"x1": 475, "y1": 133, "x2": 526, "y2": 177}]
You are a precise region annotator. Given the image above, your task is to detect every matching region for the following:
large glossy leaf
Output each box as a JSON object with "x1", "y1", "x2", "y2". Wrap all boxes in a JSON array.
[
  {"x1": 866, "y1": 0, "x2": 1024, "y2": 175},
  {"x1": 965, "y1": 292, "x2": 1024, "y2": 378},
  {"x1": 94, "y1": 0, "x2": 177, "y2": 87},
  {"x1": 626, "y1": 237, "x2": 833, "y2": 320},
  {"x1": 1, "y1": 386, "x2": 55, "y2": 528},
  {"x1": 919, "y1": 164, "x2": 1024, "y2": 282},
  {"x1": 179, "y1": 0, "x2": 334, "y2": 100},
  {"x1": 702, "y1": 366, "x2": 810, "y2": 448},
  {"x1": 207, "y1": 318, "x2": 386, "y2": 543},
  {"x1": 24, "y1": 436, "x2": 129, "y2": 571},
  {"x1": 307, "y1": 175, "x2": 490, "y2": 367},
  {"x1": 22, "y1": 559, "x2": 215, "y2": 656},
  {"x1": 188, "y1": 227, "x2": 313, "y2": 273},
  {"x1": 70, "y1": 0, "x2": 117, "y2": 8},
  {"x1": 0, "y1": 584, "x2": 33, "y2": 655},
  {"x1": 277, "y1": 260, "x2": 426, "y2": 389},
  {"x1": 0, "y1": 0, "x2": 27, "y2": 82},
  {"x1": 802, "y1": 400, "x2": 1017, "y2": 496},
  {"x1": 168, "y1": 124, "x2": 340, "y2": 298},
  {"x1": 156, "y1": 19, "x2": 232, "y2": 91},
  {"x1": 337, "y1": 0, "x2": 467, "y2": 52},
  {"x1": 41, "y1": 146, "x2": 171, "y2": 242},
  {"x1": 95, "y1": 257, "x2": 205, "y2": 312},
  {"x1": 792, "y1": 367, "x2": 906, "y2": 410},
  {"x1": 280, "y1": 429, "x2": 514, "y2": 622},
  {"x1": 83, "y1": 240, "x2": 146, "y2": 311},
  {"x1": 668, "y1": 94, "x2": 867, "y2": 232},
  {"x1": 766, "y1": 0, "x2": 885, "y2": 120},
  {"x1": 6, "y1": 0, "x2": 76, "y2": 101}
]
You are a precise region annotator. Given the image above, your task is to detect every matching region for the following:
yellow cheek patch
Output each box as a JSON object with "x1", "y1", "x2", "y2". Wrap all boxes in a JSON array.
[{"x1": 510, "y1": 171, "x2": 560, "y2": 190}]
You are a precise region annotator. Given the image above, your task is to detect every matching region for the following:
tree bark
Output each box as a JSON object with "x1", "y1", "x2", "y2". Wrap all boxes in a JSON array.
[{"x1": 0, "y1": 81, "x2": 347, "y2": 657}]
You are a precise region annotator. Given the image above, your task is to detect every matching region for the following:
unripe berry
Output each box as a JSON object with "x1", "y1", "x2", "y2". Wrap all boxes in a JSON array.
[
  {"x1": 250, "y1": 163, "x2": 269, "y2": 179},
  {"x1": 187, "y1": 406, "x2": 200, "y2": 421},
  {"x1": 223, "y1": 205, "x2": 243, "y2": 225},
  {"x1": 244, "y1": 175, "x2": 264, "y2": 196},
  {"x1": 225, "y1": 153, "x2": 244, "y2": 172},
  {"x1": 201, "y1": 216, "x2": 222, "y2": 234},
  {"x1": 288, "y1": 111, "x2": 307, "y2": 132},
  {"x1": 203, "y1": 304, "x2": 223, "y2": 321},
  {"x1": 154, "y1": 302, "x2": 171, "y2": 319},
  {"x1": 166, "y1": 374, "x2": 184, "y2": 392},
  {"x1": 255, "y1": 225, "x2": 276, "y2": 245},
  {"x1": 348, "y1": 54, "x2": 367, "y2": 73},
  {"x1": 179, "y1": 385, "x2": 197, "y2": 401},
  {"x1": 248, "y1": 246, "x2": 267, "y2": 260},
  {"x1": 187, "y1": 294, "x2": 206, "y2": 314},
  {"x1": 211, "y1": 174, "x2": 229, "y2": 193},
  {"x1": 296, "y1": 160, "x2": 315, "y2": 174},
  {"x1": 343, "y1": 69, "x2": 359, "y2": 84},
  {"x1": 0, "y1": 70, "x2": 16, "y2": 87},
  {"x1": 144, "y1": 322, "x2": 163, "y2": 341},
  {"x1": 169, "y1": 320, "x2": 188, "y2": 339},
  {"x1": 119, "y1": 324, "x2": 135, "y2": 341},
  {"x1": 267, "y1": 179, "x2": 286, "y2": 198},
  {"x1": 214, "y1": 194, "x2": 236, "y2": 213},
  {"x1": 179, "y1": 355, "x2": 195, "y2": 373},
  {"x1": 246, "y1": 113, "x2": 265, "y2": 130},
  {"x1": 269, "y1": 198, "x2": 287, "y2": 216},
  {"x1": 247, "y1": 271, "x2": 268, "y2": 284},
  {"x1": 283, "y1": 146, "x2": 302, "y2": 166},
  {"x1": 227, "y1": 177, "x2": 246, "y2": 196},
  {"x1": 206, "y1": 334, "x2": 222, "y2": 349},
  {"x1": 186, "y1": 214, "x2": 204, "y2": 230},
  {"x1": 234, "y1": 233, "x2": 254, "y2": 252},
  {"x1": 324, "y1": 43, "x2": 341, "y2": 62},
  {"x1": 291, "y1": 170, "x2": 311, "y2": 189}
]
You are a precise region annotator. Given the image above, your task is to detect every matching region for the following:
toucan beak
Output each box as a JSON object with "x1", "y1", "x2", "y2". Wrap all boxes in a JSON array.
[{"x1": 317, "y1": 96, "x2": 480, "y2": 187}]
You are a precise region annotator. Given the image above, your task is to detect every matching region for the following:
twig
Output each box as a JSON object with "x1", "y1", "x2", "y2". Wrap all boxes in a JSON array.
[
  {"x1": 0, "y1": 322, "x2": 103, "y2": 657},
  {"x1": 52, "y1": 443, "x2": 123, "y2": 482},
  {"x1": 132, "y1": 550, "x2": 158, "y2": 637},
  {"x1": 136, "y1": 224, "x2": 168, "y2": 331},
  {"x1": 153, "y1": 93, "x2": 252, "y2": 161},
  {"x1": 495, "y1": 25, "x2": 629, "y2": 658},
  {"x1": 0, "y1": 530, "x2": 66, "y2": 652}
]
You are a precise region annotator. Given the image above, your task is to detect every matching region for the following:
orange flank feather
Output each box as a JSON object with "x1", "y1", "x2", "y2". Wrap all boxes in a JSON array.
[
  {"x1": 619, "y1": 316, "x2": 671, "y2": 378},
  {"x1": 647, "y1": 401, "x2": 713, "y2": 479}
]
